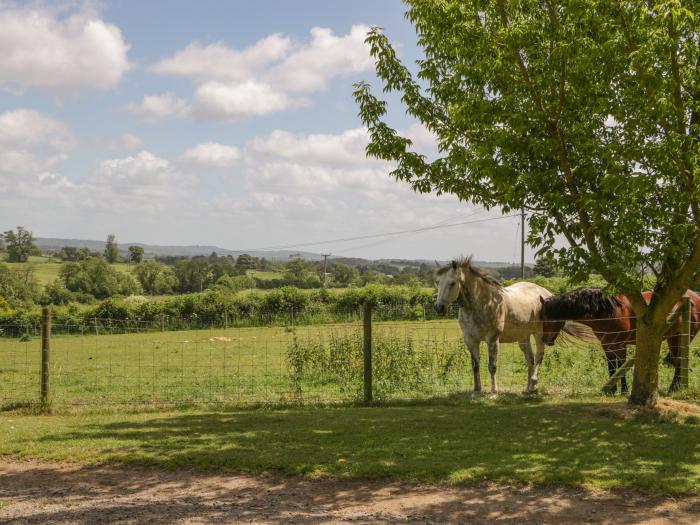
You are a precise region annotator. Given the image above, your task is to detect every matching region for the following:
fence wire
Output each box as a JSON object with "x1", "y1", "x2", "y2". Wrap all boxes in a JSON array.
[{"x1": 1, "y1": 305, "x2": 698, "y2": 408}]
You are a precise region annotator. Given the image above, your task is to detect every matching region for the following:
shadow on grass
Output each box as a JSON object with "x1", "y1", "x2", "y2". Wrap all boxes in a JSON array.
[{"x1": 23, "y1": 400, "x2": 700, "y2": 496}]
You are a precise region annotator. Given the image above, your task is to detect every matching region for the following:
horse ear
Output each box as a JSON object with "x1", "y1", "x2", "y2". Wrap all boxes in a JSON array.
[
  {"x1": 451, "y1": 260, "x2": 457, "y2": 270},
  {"x1": 539, "y1": 296, "x2": 546, "y2": 306}
]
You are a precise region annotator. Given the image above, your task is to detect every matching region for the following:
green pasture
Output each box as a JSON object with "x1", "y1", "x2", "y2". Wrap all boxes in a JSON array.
[
  {"x1": 1, "y1": 319, "x2": 697, "y2": 408},
  {"x1": 1, "y1": 397, "x2": 698, "y2": 494},
  {"x1": 1, "y1": 255, "x2": 133, "y2": 286},
  {"x1": 246, "y1": 269, "x2": 283, "y2": 280}
]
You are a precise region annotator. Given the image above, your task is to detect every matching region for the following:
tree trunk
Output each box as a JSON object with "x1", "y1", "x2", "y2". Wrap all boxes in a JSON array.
[{"x1": 629, "y1": 319, "x2": 665, "y2": 406}]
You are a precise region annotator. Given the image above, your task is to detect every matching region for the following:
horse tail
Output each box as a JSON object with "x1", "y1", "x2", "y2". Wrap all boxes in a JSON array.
[
  {"x1": 663, "y1": 351, "x2": 674, "y2": 367},
  {"x1": 561, "y1": 322, "x2": 597, "y2": 343}
]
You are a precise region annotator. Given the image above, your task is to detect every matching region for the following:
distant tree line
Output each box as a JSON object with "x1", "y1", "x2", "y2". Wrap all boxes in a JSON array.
[{"x1": 1, "y1": 226, "x2": 561, "y2": 309}]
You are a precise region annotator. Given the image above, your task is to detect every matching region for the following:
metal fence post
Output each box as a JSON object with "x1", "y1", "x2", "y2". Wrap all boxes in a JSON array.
[
  {"x1": 41, "y1": 306, "x2": 51, "y2": 405},
  {"x1": 363, "y1": 301, "x2": 373, "y2": 404},
  {"x1": 680, "y1": 296, "x2": 691, "y2": 389}
]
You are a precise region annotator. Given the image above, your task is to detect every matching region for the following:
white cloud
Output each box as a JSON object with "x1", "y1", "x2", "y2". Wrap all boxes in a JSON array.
[
  {"x1": 150, "y1": 34, "x2": 291, "y2": 82},
  {"x1": 0, "y1": 109, "x2": 76, "y2": 152},
  {"x1": 106, "y1": 133, "x2": 144, "y2": 152},
  {"x1": 241, "y1": 128, "x2": 424, "y2": 209},
  {"x1": 0, "y1": 121, "x2": 522, "y2": 260},
  {"x1": 0, "y1": 4, "x2": 129, "y2": 94},
  {"x1": 267, "y1": 25, "x2": 374, "y2": 93},
  {"x1": 137, "y1": 25, "x2": 372, "y2": 121},
  {"x1": 0, "y1": 108, "x2": 77, "y2": 208},
  {"x1": 181, "y1": 142, "x2": 241, "y2": 168},
  {"x1": 191, "y1": 81, "x2": 301, "y2": 120},
  {"x1": 248, "y1": 128, "x2": 375, "y2": 167},
  {"x1": 0, "y1": 109, "x2": 75, "y2": 197},
  {"x1": 90, "y1": 151, "x2": 194, "y2": 200},
  {"x1": 125, "y1": 93, "x2": 190, "y2": 121}
]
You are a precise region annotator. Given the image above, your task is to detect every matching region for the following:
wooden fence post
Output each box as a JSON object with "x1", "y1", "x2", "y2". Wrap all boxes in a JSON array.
[
  {"x1": 363, "y1": 302, "x2": 373, "y2": 404},
  {"x1": 41, "y1": 306, "x2": 51, "y2": 405},
  {"x1": 680, "y1": 296, "x2": 691, "y2": 389}
]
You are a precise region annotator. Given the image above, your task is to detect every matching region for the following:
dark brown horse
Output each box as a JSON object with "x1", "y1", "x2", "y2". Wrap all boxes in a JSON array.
[{"x1": 540, "y1": 288, "x2": 700, "y2": 393}]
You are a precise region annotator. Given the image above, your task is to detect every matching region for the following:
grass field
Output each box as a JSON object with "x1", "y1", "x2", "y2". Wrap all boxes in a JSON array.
[
  {"x1": 246, "y1": 269, "x2": 282, "y2": 280},
  {"x1": 1, "y1": 255, "x2": 133, "y2": 286},
  {"x1": 1, "y1": 397, "x2": 698, "y2": 495},
  {"x1": 1, "y1": 319, "x2": 698, "y2": 408}
]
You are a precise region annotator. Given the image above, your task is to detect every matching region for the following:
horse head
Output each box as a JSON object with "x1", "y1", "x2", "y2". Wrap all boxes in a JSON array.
[
  {"x1": 434, "y1": 260, "x2": 461, "y2": 315},
  {"x1": 539, "y1": 295, "x2": 566, "y2": 346}
]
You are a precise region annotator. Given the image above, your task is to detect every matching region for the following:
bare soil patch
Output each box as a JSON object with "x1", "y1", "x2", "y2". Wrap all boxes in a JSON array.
[
  {"x1": 1, "y1": 459, "x2": 698, "y2": 524},
  {"x1": 576, "y1": 399, "x2": 700, "y2": 424}
]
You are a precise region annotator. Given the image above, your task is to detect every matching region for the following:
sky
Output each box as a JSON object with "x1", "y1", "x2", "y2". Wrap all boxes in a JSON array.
[{"x1": 0, "y1": 0, "x2": 533, "y2": 262}]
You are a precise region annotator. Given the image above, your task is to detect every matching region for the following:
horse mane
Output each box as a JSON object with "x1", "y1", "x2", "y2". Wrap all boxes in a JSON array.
[
  {"x1": 542, "y1": 287, "x2": 623, "y2": 320},
  {"x1": 436, "y1": 256, "x2": 502, "y2": 288}
]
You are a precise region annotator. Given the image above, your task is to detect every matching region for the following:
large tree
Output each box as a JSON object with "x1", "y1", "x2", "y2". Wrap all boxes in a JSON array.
[
  {"x1": 354, "y1": 0, "x2": 700, "y2": 406},
  {"x1": 3, "y1": 226, "x2": 37, "y2": 263},
  {"x1": 128, "y1": 245, "x2": 144, "y2": 264},
  {"x1": 104, "y1": 234, "x2": 119, "y2": 264}
]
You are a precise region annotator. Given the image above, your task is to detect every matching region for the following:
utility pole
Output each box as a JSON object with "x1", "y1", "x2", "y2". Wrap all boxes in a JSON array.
[
  {"x1": 321, "y1": 253, "x2": 331, "y2": 286},
  {"x1": 520, "y1": 208, "x2": 526, "y2": 280}
]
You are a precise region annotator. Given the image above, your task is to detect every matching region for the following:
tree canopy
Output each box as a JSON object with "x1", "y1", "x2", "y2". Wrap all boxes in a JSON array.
[
  {"x1": 128, "y1": 245, "x2": 145, "y2": 264},
  {"x1": 354, "y1": 0, "x2": 700, "y2": 405},
  {"x1": 3, "y1": 227, "x2": 38, "y2": 263},
  {"x1": 104, "y1": 234, "x2": 119, "y2": 264}
]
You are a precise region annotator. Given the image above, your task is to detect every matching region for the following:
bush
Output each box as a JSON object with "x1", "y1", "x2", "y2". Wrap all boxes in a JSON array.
[
  {"x1": 0, "y1": 263, "x2": 39, "y2": 306},
  {"x1": 60, "y1": 257, "x2": 141, "y2": 299},
  {"x1": 1, "y1": 284, "x2": 442, "y2": 333},
  {"x1": 502, "y1": 274, "x2": 608, "y2": 294},
  {"x1": 0, "y1": 295, "x2": 12, "y2": 313},
  {"x1": 43, "y1": 279, "x2": 74, "y2": 305},
  {"x1": 285, "y1": 331, "x2": 465, "y2": 401},
  {"x1": 90, "y1": 298, "x2": 132, "y2": 320}
]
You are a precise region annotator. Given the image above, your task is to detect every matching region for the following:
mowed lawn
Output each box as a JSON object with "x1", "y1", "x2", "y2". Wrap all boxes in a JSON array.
[
  {"x1": 0, "y1": 398, "x2": 698, "y2": 495},
  {"x1": 2, "y1": 320, "x2": 698, "y2": 407}
]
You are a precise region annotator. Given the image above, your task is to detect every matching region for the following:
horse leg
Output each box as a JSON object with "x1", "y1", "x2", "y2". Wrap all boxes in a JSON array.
[
  {"x1": 615, "y1": 350, "x2": 629, "y2": 394},
  {"x1": 668, "y1": 335, "x2": 681, "y2": 392},
  {"x1": 518, "y1": 338, "x2": 535, "y2": 393},
  {"x1": 604, "y1": 351, "x2": 618, "y2": 395},
  {"x1": 486, "y1": 337, "x2": 499, "y2": 394},
  {"x1": 465, "y1": 337, "x2": 482, "y2": 393},
  {"x1": 532, "y1": 336, "x2": 546, "y2": 393}
]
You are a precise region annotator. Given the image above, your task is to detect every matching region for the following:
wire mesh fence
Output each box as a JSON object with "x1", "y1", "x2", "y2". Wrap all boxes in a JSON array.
[{"x1": 1, "y1": 304, "x2": 698, "y2": 408}]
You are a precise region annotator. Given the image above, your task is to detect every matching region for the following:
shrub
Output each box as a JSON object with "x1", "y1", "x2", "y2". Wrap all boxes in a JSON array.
[
  {"x1": 43, "y1": 279, "x2": 74, "y2": 305},
  {"x1": 60, "y1": 257, "x2": 141, "y2": 299}
]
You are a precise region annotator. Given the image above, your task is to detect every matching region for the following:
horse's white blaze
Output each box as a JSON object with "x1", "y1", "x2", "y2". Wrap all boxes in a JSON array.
[{"x1": 435, "y1": 260, "x2": 551, "y2": 393}]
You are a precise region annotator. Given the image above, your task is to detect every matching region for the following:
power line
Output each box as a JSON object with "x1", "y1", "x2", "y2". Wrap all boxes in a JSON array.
[{"x1": 248, "y1": 213, "x2": 521, "y2": 253}]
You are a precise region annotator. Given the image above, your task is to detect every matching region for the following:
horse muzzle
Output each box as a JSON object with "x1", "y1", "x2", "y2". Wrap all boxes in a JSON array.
[{"x1": 434, "y1": 303, "x2": 447, "y2": 315}]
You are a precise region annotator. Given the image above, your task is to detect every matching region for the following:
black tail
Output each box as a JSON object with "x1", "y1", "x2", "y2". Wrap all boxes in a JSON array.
[{"x1": 663, "y1": 351, "x2": 674, "y2": 366}]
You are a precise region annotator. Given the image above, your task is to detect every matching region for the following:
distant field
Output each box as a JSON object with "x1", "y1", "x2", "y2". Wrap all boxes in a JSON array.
[
  {"x1": 247, "y1": 269, "x2": 282, "y2": 280},
  {"x1": 1, "y1": 255, "x2": 133, "y2": 286}
]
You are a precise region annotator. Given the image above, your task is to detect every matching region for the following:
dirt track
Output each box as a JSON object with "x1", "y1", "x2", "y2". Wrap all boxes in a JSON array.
[{"x1": 0, "y1": 460, "x2": 698, "y2": 524}]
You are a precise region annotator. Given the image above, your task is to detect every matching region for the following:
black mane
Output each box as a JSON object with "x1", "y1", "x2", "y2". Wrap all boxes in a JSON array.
[{"x1": 542, "y1": 288, "x2": 623, "y2": 320}]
